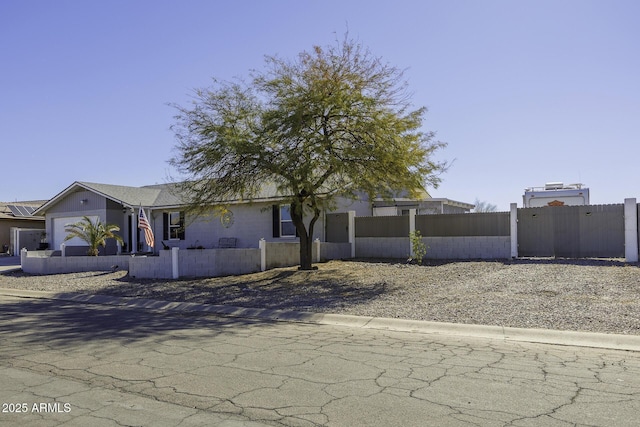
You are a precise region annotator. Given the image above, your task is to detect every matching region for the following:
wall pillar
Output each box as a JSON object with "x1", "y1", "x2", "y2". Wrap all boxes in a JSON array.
[
  {"x1": 510, "y1": 203, "x2": 518, "y2": 258},
  {"x1": 409, "y1": 209, "x2": 416, "y2": 257},
  {"x1": 314, "y1": 238, "x2": 321, "y2": 263},
  {"x1": 171, "y1": 247, "x2": 179, "y2": 279},
  {"x1": 60, "y1": 243, "x2": 66, "y2": 257},
  {"x1": 259, "y1": 238, "x2": 266, "y2": 271},
  {"x1": 20, "y1": 247, "x2": 27, "y2": 267},
  {"x1": 131, "y1": 211, "x2": 137, "y2": 254},
  {"x1": 624, "y1": 198, "x2": 638, "y2": 262},
  {"x1": 348, "y1": 211, "x2": 356, "y2": 258},
  {"x1": 11, "y1": 227, "x2": 18, "y2": 256}
]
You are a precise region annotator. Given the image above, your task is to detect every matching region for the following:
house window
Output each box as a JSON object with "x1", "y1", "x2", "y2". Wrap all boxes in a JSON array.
[
  {"x1": 163, "y1": 211, "x2": 185, "y2": 240},
  {"x1": 169, "y1": 212, "x2": 181, "y2": 239},
  {"x1": 280, "y1": 205, "x2": 296, "y2": 237},
  {"x1": 272, "y1": 204, "x2": 297, "y2": 238}
]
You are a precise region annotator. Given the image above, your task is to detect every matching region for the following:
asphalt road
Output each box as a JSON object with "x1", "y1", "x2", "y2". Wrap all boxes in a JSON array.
[{"x1": 1, "y1": 294, "x2": 640, "y2": 426}]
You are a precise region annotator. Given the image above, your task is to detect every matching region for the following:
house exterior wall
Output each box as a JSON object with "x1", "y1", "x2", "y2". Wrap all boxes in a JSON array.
[
  {"x1": 419, "y1": 200, "x2": 469, "y2": 214},
  {"x1": 38, "y1": 185, "x2": 469, "y2": 256},
  {"x1": 332, "y1": 195, "x2": 372, "y2": 217},
  {"x1": 154, "y1": 201, "x2": 327, "y2": 251},
  {"x1": 1, "y1": 219, "x2": 44, "y2": 252},
  {"x1": 441, "y1": 204, "x2": 471, "y2": 214},
  {"x1": 44, "y1": 191, "x2": 127, "y2": 255},
  {"x1": 46, "y1": 189, "x2": 107, "y2": 214}
]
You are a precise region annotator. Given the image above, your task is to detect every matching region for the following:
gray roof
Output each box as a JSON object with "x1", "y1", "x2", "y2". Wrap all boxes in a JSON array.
[
  {"x1": 33, "y1": 181, "x2": 290, "y2": 215},
  {"x1": 33, "y1": 180, "x2": 442, "y2": 216},
  {"x1": 79, "y1": 181, "x2": 289, "y2": 207},
  {"x1": 78, "y1": 182, "x2": 181, "y2": 208}
]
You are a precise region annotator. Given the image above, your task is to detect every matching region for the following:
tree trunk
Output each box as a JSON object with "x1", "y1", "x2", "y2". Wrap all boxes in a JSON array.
[
  {"x1": 290, "y1": 200, "x2": 318, "y2": 271},
  {"x1": 298, "y1": 230, "x2": 314, "y2": 270}
]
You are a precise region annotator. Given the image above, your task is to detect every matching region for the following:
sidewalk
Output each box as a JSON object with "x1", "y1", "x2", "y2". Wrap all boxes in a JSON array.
[{"x1": 2, "y1": 287, "x2": 639, "y2": 352}]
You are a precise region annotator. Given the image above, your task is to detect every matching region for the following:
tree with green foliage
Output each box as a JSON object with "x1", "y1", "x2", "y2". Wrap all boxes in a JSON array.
[
  {"x1": 170, "y1": 35, "x2": 448, "y2": 270},
  {"x1": 64, "y1": 216, "x2": 124, "y2": 256}
]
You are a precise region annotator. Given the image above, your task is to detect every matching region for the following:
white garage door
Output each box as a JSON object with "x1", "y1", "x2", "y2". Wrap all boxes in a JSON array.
[{"x1": 52, "y1": 216, "x2": 99, "y2": 249}]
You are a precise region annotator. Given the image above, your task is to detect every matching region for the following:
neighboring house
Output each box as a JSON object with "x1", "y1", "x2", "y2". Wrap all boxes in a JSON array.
[
  {"x1": 33, "y1": 181, "x2": 473, "y2": 255},
  {"x1": 372, "y1": 196, "x2": 475, "y2": 216},
  {"x1": 0, "y1": 201, "x2": 46, "y2": 254}
]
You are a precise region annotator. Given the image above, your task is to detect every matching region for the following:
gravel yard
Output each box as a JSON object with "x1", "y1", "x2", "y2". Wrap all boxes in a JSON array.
[{"x1": 1, "y1": 258, "x2": 639, "y2": 335}]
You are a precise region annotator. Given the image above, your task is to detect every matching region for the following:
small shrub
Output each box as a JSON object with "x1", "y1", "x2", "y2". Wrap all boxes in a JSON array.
[{"x1": 409, "y1": 230, "x2": 427, "y2": 265}]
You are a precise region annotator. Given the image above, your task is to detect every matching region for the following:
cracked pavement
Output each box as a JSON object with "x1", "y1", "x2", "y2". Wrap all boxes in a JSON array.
[{"x1": 1, "y1": 294, "x2": 640, "y2": 426}]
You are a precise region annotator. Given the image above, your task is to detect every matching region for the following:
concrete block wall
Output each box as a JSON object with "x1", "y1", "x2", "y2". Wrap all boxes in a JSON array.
[
  {"x1": 23, "y1": 241, "x2": 347, "y2": 278},
  {"x1": 264, "y1": 241, "x2": 319, "y2": 269},
  {"x1": 22, "y1": 250, "x2": 131, "y2": 275},
  {"x1": 124, "y1": 249, "x2": 263, "y2": 279},
  {"x1": 177, "y1": 248, "x2": 261, "y2": 277},
  {"x1": 350, "y1": 236, "x2": 510, "y2": 260},
  {"x1": 423, "y1": 236, "x2": 511, "y2": 259},
  {"x1": 320, "y1": 242, "x2": 351, "y2": 261},
  {"x1": 20, "y1": 254, "x2": 48, "y2": 275},
  {"x1": 355, "y1": 237, "x2": 410, "y2": 259},
  {"x1": 212, "y1": 249, "x2": 261, "y2": 276},
  {"x1": 178, "y1": 249, "x2": 210, "y2": 276},
  {"x1": 129, "y1": 251, "x2": 172, "y2": 279}
]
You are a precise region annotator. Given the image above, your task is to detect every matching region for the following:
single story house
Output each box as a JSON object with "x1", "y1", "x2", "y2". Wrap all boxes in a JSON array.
[
  {"x1": 32, "y1": 181, "x2": 473, "y2": 256},
  {"x1": 0, "y1": 201, "x2": 46, "y2": 254},
  {"x1": 372, "y1": 197, "x2": 474, "y2": 216}
]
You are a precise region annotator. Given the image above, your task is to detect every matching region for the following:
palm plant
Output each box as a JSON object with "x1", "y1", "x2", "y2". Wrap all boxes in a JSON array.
[{"x1": 64, "y1": 216, "x2": 124, "y2": 256}]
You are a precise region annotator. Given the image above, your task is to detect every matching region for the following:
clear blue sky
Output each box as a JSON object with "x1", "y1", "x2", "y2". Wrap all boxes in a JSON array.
[{"x1": 2, "y1": 0, "x2": 638, "y2": 211}]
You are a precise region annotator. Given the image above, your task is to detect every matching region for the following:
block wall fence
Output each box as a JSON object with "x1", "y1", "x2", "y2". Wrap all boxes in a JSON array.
[
  {"x1": 330, "y1": 198, "x2": 639, "y2": 263},
  {"x1": 21, "y1": 240, "x2": 352, "y2": 279},
  {"x1": 20, "y1": 198, "x2": 640, "y2": 278}
]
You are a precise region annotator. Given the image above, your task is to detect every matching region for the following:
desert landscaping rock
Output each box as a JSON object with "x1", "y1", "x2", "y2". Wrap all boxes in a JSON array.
[{"x1": 1, "y1": 258, "x2": 639, "y2": 335}]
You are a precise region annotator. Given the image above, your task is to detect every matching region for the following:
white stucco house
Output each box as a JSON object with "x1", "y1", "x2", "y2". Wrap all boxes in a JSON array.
[{"x1": 32, "y1": 181, "x2": 473, "y2": 256}]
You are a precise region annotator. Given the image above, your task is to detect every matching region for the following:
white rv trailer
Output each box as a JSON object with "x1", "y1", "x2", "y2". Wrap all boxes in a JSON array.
[{"x1": 523, "y1": 182, "x2": 590, "y2": 207}]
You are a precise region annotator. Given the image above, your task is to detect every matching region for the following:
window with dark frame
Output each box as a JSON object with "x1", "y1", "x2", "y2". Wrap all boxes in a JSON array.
[
  {"x1": 163, "y1": 211, "x2": 185, "y2": 241},
  {"x1": 272, "y1": 204, "x2": 297, "y2": 238},
  {"x1": 280, "y1": 205, "x2": 296, "y2": 237},
  {"x1": 169, "y1": 212, "x2": 181, "y2": 239}
]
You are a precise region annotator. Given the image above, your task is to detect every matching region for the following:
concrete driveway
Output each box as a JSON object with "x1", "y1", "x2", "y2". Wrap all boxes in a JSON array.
[{"x1": 2, "y1": 293, "x2": 640, "y2": 426}]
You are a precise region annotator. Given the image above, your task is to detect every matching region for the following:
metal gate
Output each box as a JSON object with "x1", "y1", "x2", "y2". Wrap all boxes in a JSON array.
[
  {"x1": 517, "y1": 204, "x2": 624, "y2": 258},
  {"x1": 326, "y1": 213, "x2": 349, "y2": 243}
]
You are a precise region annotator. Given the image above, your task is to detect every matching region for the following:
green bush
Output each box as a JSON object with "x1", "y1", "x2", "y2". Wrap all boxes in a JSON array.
[{"x1": 409, "y1": 230, "x2": 427, "y2": 265}]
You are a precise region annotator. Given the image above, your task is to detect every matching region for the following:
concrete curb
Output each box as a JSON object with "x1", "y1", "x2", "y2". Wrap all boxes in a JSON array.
[{"x1": 2, "y1": 287, "x2": 640, "y2": 352}]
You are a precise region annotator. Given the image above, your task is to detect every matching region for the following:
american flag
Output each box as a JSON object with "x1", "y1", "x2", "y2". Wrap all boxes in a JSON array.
[{"x1": 138, "y1": 207, "x2": 154, "y2": 248}]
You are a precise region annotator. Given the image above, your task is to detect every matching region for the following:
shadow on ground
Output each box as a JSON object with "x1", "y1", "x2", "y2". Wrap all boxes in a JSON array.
[
  {"x1": 0, "y1": 296, "x2": 271, "y2": 347},
  {"x1": 102, "y1": 267, "x2": 389, "y2": 311}
]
